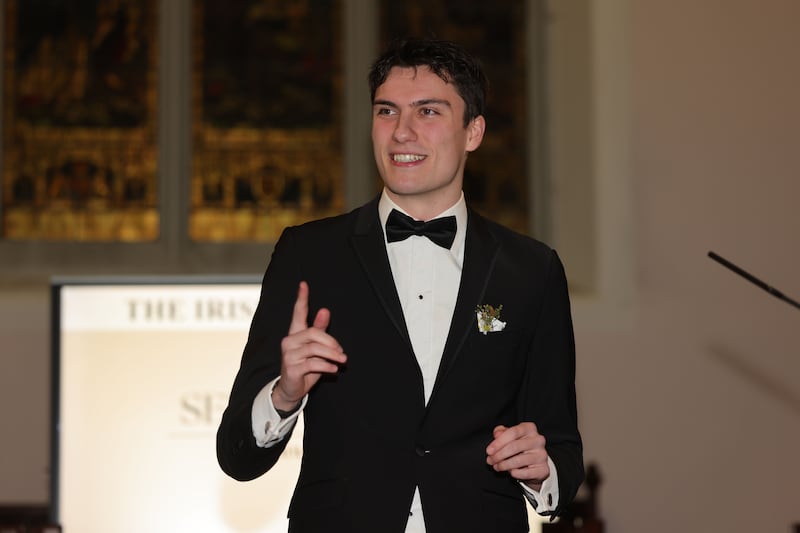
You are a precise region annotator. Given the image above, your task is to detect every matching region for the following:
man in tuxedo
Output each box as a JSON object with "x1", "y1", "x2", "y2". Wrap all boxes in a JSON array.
[{"x1": 217, "y1": 38, "x2": 583, "y2": 533}]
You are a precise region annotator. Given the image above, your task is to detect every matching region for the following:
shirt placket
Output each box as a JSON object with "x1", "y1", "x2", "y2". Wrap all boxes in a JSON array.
[{"x1": 406, "y1": 236, "x2": 435, "y2": 404}]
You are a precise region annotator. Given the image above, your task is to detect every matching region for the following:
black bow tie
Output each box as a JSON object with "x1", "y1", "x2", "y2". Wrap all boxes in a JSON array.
[{"x1": 385, "y1": 209, "x2": 457, "y2": 249}]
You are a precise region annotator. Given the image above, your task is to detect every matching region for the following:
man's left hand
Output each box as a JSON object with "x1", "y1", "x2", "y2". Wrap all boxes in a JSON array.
[{"x1": 486, "y1": 422, "x2": 550, "y2": 491}]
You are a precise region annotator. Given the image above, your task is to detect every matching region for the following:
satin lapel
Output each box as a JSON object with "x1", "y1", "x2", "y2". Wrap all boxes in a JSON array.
[
  {"x1": 430, "y1": 210, "x2": 500, "y2": 404},
  {"x1": 349, "y1": 198, "x2": 413, "y2": 351}
]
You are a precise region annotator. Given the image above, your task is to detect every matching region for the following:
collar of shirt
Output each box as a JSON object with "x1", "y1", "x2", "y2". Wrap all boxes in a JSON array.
[{"x1": 378, "y1": 189, "x2": 467, "y2": 269}]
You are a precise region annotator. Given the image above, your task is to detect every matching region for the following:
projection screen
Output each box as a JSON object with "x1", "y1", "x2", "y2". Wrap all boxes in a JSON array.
[{"x1": 51, "y1": 277, "x2": 302, "y2": 533}]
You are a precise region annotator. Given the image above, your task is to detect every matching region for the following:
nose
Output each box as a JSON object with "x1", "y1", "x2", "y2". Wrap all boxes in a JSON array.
[{"x1": 392, "y1": 113, "x2": 416, "y2": 143}]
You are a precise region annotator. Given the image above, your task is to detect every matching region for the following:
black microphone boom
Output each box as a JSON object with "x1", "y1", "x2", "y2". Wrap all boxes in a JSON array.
[{"x1": 708, "y1": 251, "x2": 800, "y2": 311}]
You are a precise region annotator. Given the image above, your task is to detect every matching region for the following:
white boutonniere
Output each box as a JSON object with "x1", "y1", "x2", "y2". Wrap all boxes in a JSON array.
[{"x1": 475, "y1": 304, "x2": 506, "y2": 335}]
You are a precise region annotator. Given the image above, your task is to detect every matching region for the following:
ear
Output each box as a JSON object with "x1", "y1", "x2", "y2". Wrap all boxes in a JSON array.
[{"x1": 465, "y1": 115, "x2": 486, "y2": 153}]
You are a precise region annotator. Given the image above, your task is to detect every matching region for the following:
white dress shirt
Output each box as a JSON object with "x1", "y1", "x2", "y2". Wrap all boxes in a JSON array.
[{"x1": 250, "y1": 190, "x2": 559, "y2": 530}]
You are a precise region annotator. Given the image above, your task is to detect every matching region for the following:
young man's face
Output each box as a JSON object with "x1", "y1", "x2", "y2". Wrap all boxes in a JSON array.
[{"x1": 371, "y1": 66, "x2": 485, "y2": 219}]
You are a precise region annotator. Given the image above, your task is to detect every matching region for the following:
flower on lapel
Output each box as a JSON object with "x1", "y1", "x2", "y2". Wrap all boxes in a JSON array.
[{"x1": 475, "y1": 304, "x2": 506, "y2": 335}]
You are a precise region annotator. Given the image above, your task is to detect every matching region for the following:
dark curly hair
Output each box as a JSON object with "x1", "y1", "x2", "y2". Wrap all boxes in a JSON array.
[{"x1": 368, "y1": 38, "x2": 489, "y2": 127}]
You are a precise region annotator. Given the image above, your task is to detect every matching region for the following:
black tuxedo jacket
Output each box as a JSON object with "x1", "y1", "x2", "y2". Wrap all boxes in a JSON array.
[{"x1": 217, "y1": 197, "x2": 583, "y2": 533}]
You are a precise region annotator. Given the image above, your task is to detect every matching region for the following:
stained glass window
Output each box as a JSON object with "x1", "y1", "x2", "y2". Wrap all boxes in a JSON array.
[
  {"x1": 1, "y1": 0, "x2": 159, "y2": 241},
  {"x1": 189, "y1": 0, "x2": 344, "y2": 242},
  {"x1": 0, "y1": 0, "x2": 536, "y2": 253}
]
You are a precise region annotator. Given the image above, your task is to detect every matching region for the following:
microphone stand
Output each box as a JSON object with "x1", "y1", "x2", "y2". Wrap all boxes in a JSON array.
[
  {"x1": 709, "y1": 251, "x2": 799, "y2": 533},
  {"x1": 708, "y1": 251, "x2": 800, "y2": 311}
]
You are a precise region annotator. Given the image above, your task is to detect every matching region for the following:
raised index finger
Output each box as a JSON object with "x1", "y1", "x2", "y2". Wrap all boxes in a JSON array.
[{"x1": 288, "y1": 281, "x2": 310, "y2": 335}]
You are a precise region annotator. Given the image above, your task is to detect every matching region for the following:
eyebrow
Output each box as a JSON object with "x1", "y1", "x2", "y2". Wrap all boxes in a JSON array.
[{"x1": 373, "y1": 98, "x2": 452, "y2": 109}]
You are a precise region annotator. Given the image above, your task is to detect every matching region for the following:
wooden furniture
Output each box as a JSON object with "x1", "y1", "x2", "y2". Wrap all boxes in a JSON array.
[
  {"x1": 0, "y1": 506, "x2": 60, "y2": 533},
  {"x1": 542, "y1": 462, "x2": 604, "y2": 533}
]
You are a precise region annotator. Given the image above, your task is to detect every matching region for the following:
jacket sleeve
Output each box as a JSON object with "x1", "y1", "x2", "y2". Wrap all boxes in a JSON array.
[
  {"x1": 519, "y1": 249, "x2": 584, "y2": 514},
  {"x1": 216, "y1": 228, "x2": 303, "y2": 481}
]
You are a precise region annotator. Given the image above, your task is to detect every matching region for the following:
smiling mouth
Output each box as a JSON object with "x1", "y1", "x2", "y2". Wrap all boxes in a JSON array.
[{"x1": 391, "y1": 153, "x2": 426, "y2": 163}]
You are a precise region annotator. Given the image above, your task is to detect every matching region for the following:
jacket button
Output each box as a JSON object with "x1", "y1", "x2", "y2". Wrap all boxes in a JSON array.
[{"x1": 415, "y1": 446, "x2": 430, "y2": 457}]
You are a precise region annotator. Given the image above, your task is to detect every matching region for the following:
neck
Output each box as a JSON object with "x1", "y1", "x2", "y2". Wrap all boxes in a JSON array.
[{"x1": 384, "y1": 189, "x2": 462, "y2": 221}]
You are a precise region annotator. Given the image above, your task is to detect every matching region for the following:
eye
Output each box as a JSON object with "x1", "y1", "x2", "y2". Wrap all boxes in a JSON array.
[
  {"x1": 375, "y1": 107, "x2": 396, "y2": 117},
  {"x1": 420, "y1": 107, "x2": 439, "y2": 117}
]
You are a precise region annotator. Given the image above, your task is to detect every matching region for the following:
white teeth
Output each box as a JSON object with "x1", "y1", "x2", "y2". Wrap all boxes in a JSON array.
[{"x1": 392, "y1": 154, "x2": 425, "y2": 163}]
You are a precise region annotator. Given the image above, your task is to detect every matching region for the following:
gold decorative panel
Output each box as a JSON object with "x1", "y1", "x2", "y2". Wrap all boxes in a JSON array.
[
  {"x1": 1, "y1": 0, "x2": 159, "y2": 241},
  {"x1": 190, "y1": 0, "x2": 344, "y2": 242},
  {"x1": 380, "y1": 1, "x2": 530, "y2": 235}
]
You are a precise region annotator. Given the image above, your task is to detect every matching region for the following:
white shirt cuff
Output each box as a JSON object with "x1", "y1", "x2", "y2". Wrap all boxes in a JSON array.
[
  {"x1": 251, "y1": 377, "x2": 306, "y2": 448},
  {"x1": 520, "y1": 456, "x2": 560, "y2": 515}
]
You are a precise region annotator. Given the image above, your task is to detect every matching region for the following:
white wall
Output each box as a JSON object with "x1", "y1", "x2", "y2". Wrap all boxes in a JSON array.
[
  {"x1": 572, "y1": 1, "x2": 800, "y2": 532},
  {"x1": 2, "y1": 1, "x2": 799, "y2": 531}
]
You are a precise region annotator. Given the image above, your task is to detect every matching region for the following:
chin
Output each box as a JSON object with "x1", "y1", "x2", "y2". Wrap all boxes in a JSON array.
[{"x1": 386, "y1": 185, "x2": 426, "y2": 198}]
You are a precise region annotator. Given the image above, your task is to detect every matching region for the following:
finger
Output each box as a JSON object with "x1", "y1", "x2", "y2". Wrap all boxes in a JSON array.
[
  {"x1": 281, "y1": 324, "x2": 344, "y2": 356},
  {"x1": 288, "y1": 281, "x2": 310, "y2": 335},
  {"x1": 312, "y1": 307, "x2": 331, "y2": 330},
  {"x1": 490, "y1": 446, "x2": 549, "y2": 472},
  {"x1": 283, "y1": 338, "x2": 347, "y2": 366},
  {"x1": 487, "y1": 422, "x2": 538, "y2": 453},
  {"x1": 486, "y1": 424, "x2": 544, "y2": 465},
  {"x1": 509, "y1": 461, "x2": 550, "y2": 484},
  {"x1": 284, "y1": 354, "x2": 343, "y2": 378}
]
